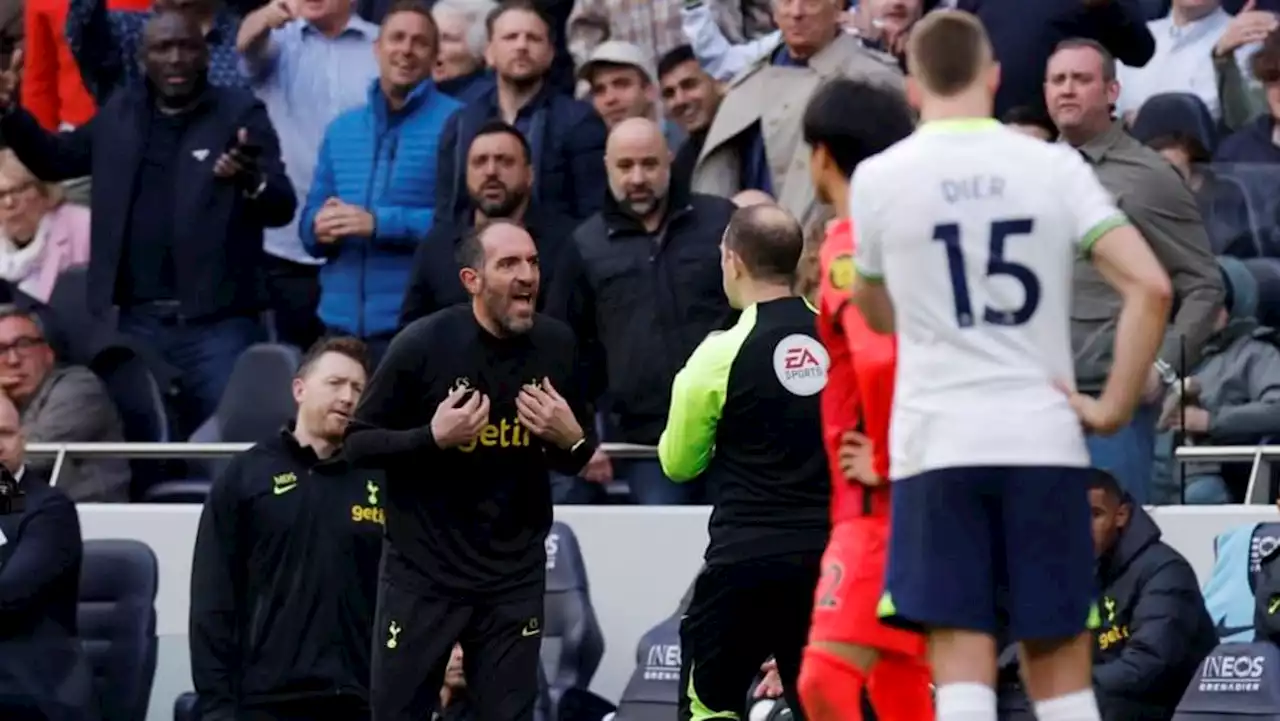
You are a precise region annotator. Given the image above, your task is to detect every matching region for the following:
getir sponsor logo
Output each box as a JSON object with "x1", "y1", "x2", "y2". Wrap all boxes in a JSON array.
[
  {"x1": 459, "y1": 417, "x2": 531, "y2": 453},
  {"x1": 1200, "y1": 654, "x2": 1266, "y2": 693},
  {"x1": 644, "y1": 643, "x2": 681, "y2": 681},
  {"x1": 1097, "y1": 625, "x2": 1129, "y2": 651},
  {"x1": 351, "y1": 504, "x2": 385, "y2": 526}
]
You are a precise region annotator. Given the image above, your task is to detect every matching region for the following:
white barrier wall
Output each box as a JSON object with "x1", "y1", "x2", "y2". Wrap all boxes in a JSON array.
[{"x1": 76, "y1": 504, "x2": 1276, "y2": 721}]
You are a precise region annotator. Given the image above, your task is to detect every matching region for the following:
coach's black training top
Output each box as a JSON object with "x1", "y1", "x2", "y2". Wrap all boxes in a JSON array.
[
  {"x1": 346, "y1": 304, "x2": 596, "y2": 601},
  {"x1": 657, "y1": 296, "x2": 831, "y2": 565},
  {"x1": 189, "y1": 428, "x2": 383, "y2": 720}
]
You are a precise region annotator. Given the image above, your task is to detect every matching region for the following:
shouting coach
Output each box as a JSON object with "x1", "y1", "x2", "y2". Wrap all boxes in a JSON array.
[{"x1": 346, "y1": 219, "x2": 597, "y2": 721}]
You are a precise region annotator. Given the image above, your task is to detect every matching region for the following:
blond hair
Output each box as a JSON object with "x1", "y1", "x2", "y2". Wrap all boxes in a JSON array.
[{"x1": 906, "y1": 10, "x2": 993, "y2": 98}]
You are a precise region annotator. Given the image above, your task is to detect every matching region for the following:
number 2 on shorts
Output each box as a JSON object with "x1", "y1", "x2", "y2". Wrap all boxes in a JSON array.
[{"x1": 933, "y1": 218, "x2": 1041, "y2": 328}]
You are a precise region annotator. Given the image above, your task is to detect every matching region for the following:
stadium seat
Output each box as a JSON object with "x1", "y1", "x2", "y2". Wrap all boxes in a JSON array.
[
  {"x1": 47, "y1": 265, "x2": 109, "y2": 366},
  {"x1": 78, "y1": 539, "x2": 159, "y2": 721},
  {"x1": 1174, "y1": 642, "x2": 1280, "y2": 718},
  {"x1": 186, "y1": 343, "x2": 301, "y2": 480},
  {"x1": 1244, "y1": 257, "x2": 1280, "y2": 330},
  {"x1": 89, "y1": 344, "x2": 173, "y2": 500},
  {"x1": 1130, "y1": 93, "x2": 1219, "y2": 156},
  {"x1": 612, "y1": 614, "x2": 682, "y2": 721},
  {"x1": 1204, "y1": 522, "x2": 1280, "y2": 644},
  {"x1": 542, "y1": 521, "x2": 606, "y2": 714},
  {"x1": 173, "y1": 692, "x2": 198, "y2": 721},
  {"x1": 141, "y1": 479, "x2": 214, "y2": 504}
]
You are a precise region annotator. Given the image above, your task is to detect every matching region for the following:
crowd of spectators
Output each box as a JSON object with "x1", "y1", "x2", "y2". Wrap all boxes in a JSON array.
[{"x1": 0, "y1": 0, "x2": 1270, "y2": 510}]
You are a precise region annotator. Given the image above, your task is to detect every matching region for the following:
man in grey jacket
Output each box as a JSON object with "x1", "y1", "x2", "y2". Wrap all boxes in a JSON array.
[
  {"x1": 1152, "y1": 257, "x2": 1280, "y2": 504},
  {"x1": 0, "y1": 305, "x2": 129, "y2": 501},
  {"x1": 1046, "y1": 38, "x2": 1223, "y2": 503}
]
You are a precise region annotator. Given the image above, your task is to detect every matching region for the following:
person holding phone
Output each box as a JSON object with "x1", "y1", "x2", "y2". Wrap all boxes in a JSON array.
[{"x1": 0, "y1": 9, "x2": 296, "y2": 435}]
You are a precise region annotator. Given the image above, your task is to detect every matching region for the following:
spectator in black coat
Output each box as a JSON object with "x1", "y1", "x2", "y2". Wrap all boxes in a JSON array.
[
  {"x1": 0, "y1": 11, "x2": 295, "y2": 434},
  {"x1": 998, "y1": 470, "x2": 1217, "y2": 721},
  {"x1": 435, "y1": 0, "x2": 606, "y2": 223},
  {"x1": 0, "y1": 395, "x2": 97, "y2": 721},
  {"x1": 957, "y1": 0, "x2": 1155, "y2": 116},
  {"x1": 401, "y1": 120, "x2": 576, "y2": 327}
]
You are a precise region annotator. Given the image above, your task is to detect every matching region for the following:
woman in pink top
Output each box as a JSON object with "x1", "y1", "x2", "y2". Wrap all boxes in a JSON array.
[{"x1": 0, "y1": 149, "x2": 90, "y2": 302}]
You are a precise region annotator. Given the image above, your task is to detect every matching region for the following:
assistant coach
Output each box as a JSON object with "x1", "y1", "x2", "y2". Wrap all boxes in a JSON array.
[{"x1": 346, "y1": 219, "x2": 597, "y2": 721}]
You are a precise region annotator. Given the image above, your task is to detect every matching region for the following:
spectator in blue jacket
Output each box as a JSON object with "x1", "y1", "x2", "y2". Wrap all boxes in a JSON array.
[{"x1": 300, "y1": 0, "x2": 460, "y2": 363}]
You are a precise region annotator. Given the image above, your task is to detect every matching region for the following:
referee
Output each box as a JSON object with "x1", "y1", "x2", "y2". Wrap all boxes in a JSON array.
[
  {"x1": 345, "y1": 219, "x2": 597, "y2": 721},
  {"x1": 659, "y1": 204, "x2": 831, "y2": 721}
]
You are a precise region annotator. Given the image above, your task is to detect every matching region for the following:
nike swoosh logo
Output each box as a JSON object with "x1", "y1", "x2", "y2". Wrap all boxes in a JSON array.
[
  {"x1": 1215, "y1": 616, "x2": 1254, "y2": 639},
  {"x1": 273, "y1": 484, "x2": 297, "y2": 496},
  {"x1": 521, "y1": 627, "x2": 541, "y2": 637}
]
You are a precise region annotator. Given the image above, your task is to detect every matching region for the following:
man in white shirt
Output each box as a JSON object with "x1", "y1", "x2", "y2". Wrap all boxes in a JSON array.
[
  {"x1": 848, "y1": 10, "x2": 1172, "y2": 721},
  {"x1": 1116, "y1": 0, "x2": 1275, "y2": 120}
]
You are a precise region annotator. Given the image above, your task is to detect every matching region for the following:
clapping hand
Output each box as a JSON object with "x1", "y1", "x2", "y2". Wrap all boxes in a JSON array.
[
  {"x1": 0, "y1": 49, "x2": 21, "y2": 111},
  {"x1": 431, "y1": 386, "x2": 491, "y2": 449},
  {"x1": 213, "y1": 128, "x2": 263, "y2": 188},
  {"x1": 313, "y1": 198, "x2": 375, "y2": 242},
  {"x1": 1216, "y1": 0, "x2": 1278, "y2": 57},
  {"x1": 261, "y1": 0, "x2": 296, "y2": 29},
  {"x1": 516, "y1": 378, "x2": 584, "y2": 450}
]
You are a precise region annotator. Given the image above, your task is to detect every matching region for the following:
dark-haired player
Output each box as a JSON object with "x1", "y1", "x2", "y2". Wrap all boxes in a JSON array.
[
  {"x1": 794, "y1": 77, "x2": 931, "y2": 721},
  {"x1": 658, "y1": 204, "x2": 831, "y2": 721},
  {"x1": 190, "y1": 337, "x2": 381, "y2": 721},
  {"x1": 849, "y1": 11, "x2": 1172, "y2": 721},
  {"x1": 345, "y1": 219, "x2": 596, "y2": 721}
]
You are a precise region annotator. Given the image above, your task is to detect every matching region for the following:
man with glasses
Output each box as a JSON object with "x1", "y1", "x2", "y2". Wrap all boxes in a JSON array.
[{"x1": 0, "y1": 305, "x2": 129, "y2": 501}]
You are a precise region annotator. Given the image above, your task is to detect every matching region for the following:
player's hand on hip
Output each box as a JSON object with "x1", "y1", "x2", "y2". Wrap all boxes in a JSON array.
[
  {"x1": 431, "y1": 387, "x2": 490, "y2": 448},
  {"x1": 1057, "y1": 384, "x2": 1127, "y2": 435},
  {"x1": 516, "y1": 377, "x2": 584, "y2": 450},
  {"x1": 838, "y1": 431, "x2": 883, "y2": 486}
]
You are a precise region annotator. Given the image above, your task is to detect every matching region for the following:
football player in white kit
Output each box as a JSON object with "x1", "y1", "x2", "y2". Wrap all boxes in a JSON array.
[{"x1": 847, "y1": 11, "x2": 1174, "y2": 721}]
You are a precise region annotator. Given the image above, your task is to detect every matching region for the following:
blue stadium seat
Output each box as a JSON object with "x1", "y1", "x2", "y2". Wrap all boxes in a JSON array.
[
  {"x1": 78, "y1": 539, "x2": 159, "y2": 721},
  {"x1": 173, "y1": 692, "x2": 198, "y2": 721},
  {"x1": 613, "y1": 614, "x2": 682, "y2": 721},
  {"x1": 1131, "y1": 93, "x2": 1219, "y2": 156},
  {"x1": 186, "y1": 343, "x2": 301, "y2": 481},
  {"x1": 1174, "y1": 642, "x2": 1280, "y2": 718},
  {"x1": 141, "y1": 480, "x2": 214, "y2": 504},
  {"x1": 1243, "y1": 258, "x2": 1280, "y2": 329},
  {"x1": 1218, "y1": 165, "x2": 1280, "y2": 258},
  {"x1": 542, "y1": 521, "x2": 606, "y2": 715}
]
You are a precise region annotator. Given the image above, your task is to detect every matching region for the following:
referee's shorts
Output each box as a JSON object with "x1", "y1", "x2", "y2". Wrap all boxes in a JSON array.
[
  {"x1": 370, "y1": 576, "x2": 544, "y2": 721},
  {"x1": 678, "y1": 553, "x2": 821, "y2": 721}
]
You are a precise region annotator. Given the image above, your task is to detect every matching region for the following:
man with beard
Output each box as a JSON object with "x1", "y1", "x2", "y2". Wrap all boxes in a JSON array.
[
  {"x1": 346, "y1": 219, "x2": 596, "y2": 721},
  {"x1": 399, "y1": 120, "x2": 577, "y2": 326},
  {"x1": 656, "y1": 45, "x2": 723, "y2": 191},
  {"x1": 189, "y1": 337, "x2": 382, "y2": 721},
  {"x1": 547, "y1": 117, "x2": 734, "y2": 506}
]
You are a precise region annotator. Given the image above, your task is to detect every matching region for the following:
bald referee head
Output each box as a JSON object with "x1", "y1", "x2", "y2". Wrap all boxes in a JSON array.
[
  {"x1": 904, "y1": 9, "x2": 1000, "y2": 116},
  {"x1": 719, "y1": 204, "x2": 804, "y2": 310}
]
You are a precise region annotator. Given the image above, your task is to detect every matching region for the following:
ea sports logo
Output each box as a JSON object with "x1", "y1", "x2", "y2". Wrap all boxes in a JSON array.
[{"x1": 773, "y1": 334, "x2": 829, "y2": 396}]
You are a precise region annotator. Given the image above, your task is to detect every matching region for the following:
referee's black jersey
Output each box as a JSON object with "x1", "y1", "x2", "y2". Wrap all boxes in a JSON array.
[
  {"x1": 189, "y1": 428, "x2": 384, "y2": 719},
  {"x1": 345, "y1": 305, "x2": 596, "y2": 601},
  {"x1": 658, "y1": 296, "x2": 831, "y2": 564}
]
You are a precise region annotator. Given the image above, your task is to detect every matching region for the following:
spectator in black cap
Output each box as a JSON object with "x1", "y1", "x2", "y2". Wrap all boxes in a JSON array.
[{"x1": 1152, "y1": 256, "x2": 1280, "y2": 503}]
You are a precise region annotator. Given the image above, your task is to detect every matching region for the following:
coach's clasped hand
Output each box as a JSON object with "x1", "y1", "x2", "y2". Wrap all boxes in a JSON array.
[
  {"x1": 431, "y1": 386, "x2": 491, "y2": 449},
  {"x1": 516, "y1": 378, "x2": 583, "y2": 450},
  {"x1": 838, "y1": 431, "x2": 883, "y2": 486}
]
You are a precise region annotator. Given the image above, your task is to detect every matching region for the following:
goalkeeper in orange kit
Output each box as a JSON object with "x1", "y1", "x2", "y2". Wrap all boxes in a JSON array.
[{"x1": 796, "y1": 77, "x2": 934, "y2": 721}]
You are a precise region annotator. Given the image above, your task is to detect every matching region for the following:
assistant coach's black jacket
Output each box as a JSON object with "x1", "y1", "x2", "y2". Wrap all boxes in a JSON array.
[{"x1": 189, "y1": 428, "x2": 384, "y2": 721}]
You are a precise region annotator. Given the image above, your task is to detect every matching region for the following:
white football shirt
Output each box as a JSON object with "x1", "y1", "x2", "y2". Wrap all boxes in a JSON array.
[{"x1": 850, "y1": 118, "x2": 1129, "y2": 476}]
